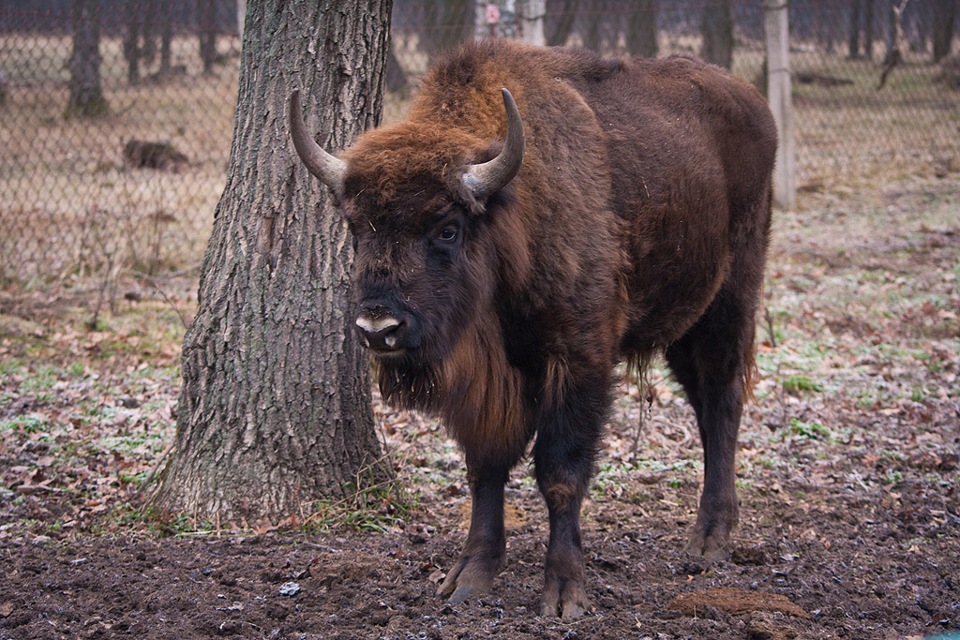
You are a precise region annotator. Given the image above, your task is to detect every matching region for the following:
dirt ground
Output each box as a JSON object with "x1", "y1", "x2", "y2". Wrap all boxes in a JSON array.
[{"x1": 1, "y1": 180, "x2": 959, "y2": 639}]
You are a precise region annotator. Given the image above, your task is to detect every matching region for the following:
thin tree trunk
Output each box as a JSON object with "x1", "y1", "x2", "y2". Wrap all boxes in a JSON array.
[
  {"x1": 150, "y1": 0, "x2": 393, "y2": 527},
  {"x1": 701, "y1": 0, "x2": 733, "y2": 69},
  {"x1": 123, "y1": 0, "x2": 144, "y2": 85},
  {"x1": 67, "y1": 0, "x2": 108, "y2": 117},
  {"x1": 159, "y1": 0, "x2": 173, "y2": 77},
  {"x1": 864, "y1": 0, "x2": 874, "y2": 60},
  {"x1": 423, "y1": 0, "x2": 470, "y2": 61},
  {"x1": 932, "y1": 0, "x2": 957, "y2": 63},
  {"x1": 626, "y1": 0, "x2": 657, "y2": 58},
  {"x1": 848, "y1": 0, "x2": 863, "y2": 59},
  {"x1": 198, "y1": 0, "x2": 217, "y2": 75},
  {"x1": 546, "y1": 0, "x2": 578, "y2": 46}
]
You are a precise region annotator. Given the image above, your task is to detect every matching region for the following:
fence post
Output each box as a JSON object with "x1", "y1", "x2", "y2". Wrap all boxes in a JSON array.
[{"x1": 763, "y1": 0, "x2": 796, "y2": 209}]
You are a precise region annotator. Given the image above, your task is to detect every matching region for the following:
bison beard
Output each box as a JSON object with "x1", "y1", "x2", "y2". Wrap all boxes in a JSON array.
[{"x1": 290, "y1": 40, "x2": 777, "y2": 619}]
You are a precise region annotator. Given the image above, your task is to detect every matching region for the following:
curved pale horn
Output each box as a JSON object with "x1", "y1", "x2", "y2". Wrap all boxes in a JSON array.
[
  {"x1": 462, "y1": 88, "x2": 526, "y2": 200},
  {"x1": 288, "y1": 89, "x2": 346, "y2": 194}
]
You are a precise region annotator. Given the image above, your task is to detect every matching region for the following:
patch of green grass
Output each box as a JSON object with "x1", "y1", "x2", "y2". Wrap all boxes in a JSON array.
[
  {"x1": 0, "y1": 413, "x2": 49, "y2": 433},
  {"x1": 66, "y1": 361, "x2": 86, "y2": 377},
  {"x1": 0, "y1": 358, "x2": 24, "y2": 377},
  {"x1": 303, "y1": 478, "x2": 415, "y2": 534},
  {"x1": 786, "y1": 418, "x2": 831, "y2": 441},
  {"x1": 782, "y1": 375, "x2": 823, "y2": 394},
  {"x1": 20, "y1": 365, "x2": 58, "y2": 391},
  {"x1": 883, "y1": 469, "x2": 904, "y2": 486},
  {"x1": 117, "y1": 471, "x2": 149, "y2": 486}
]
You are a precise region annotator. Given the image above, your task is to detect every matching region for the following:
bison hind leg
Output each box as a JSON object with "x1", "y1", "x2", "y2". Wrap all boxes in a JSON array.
[{"x1": 665, "y1": 284, "x2": 759, "y2": 560}]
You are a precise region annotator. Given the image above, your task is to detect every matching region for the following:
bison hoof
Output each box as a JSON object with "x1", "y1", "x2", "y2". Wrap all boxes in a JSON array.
[
  {"x1": 436, "y1": 554, "x2": 501, "y2": 605},
  {"x1": 685, "y1": 522, "x2": 733, "y2": 560},
  {"x1": 540, "y1": 576, "x2": 589, "y2": 620}
]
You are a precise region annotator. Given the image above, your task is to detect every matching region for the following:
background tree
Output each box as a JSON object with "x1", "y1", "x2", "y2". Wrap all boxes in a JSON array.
[
  {"x1": 848, "y1": 0, "x2": 863, "y2": 59},
  {"x1": 123, "y1": 0, "x2": 148, "y2": 84},
  {"x1": 931, "y1": 0, "x2": 957, "y2": 63},
  {"x1": 158, "y1": 0, "x2": 174, "y2": 79},
  {"x1": 197, "y1": 0, "x2": 217, "y2": 75},
  {"x1": 422, "y1": 0, "x2": 471, "y2": 62},
  {"x1": 66, "y1": 0, "x2": 108, "y2": 117},
  {"x1": 150, "y1": 0, "x2": 393, "y2": 526},
  {"x1": 701, "y1": 0, "x2": 733, "y2": 69},
  {"x1": 545, "y1": 0, "x2": 579, "y2": 46},
  {"x1": 626, "y1": 0, "x2": 658, "y2": 58}
]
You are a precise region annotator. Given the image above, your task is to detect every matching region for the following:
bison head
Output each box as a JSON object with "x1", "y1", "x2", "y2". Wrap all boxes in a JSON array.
[{"x1": 289, "y1": 88, "x2": 525, "y2": 365}]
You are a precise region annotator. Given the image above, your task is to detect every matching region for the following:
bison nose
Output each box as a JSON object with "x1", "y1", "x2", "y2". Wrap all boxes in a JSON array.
[{"x1": 355, "y1": 307, "x2": 404, "y2": 352}]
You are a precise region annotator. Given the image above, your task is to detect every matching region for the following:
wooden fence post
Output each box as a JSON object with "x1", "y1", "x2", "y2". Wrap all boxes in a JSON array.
[{"x1": 763, "y1": 0, "x2": 796, "y2": 209}]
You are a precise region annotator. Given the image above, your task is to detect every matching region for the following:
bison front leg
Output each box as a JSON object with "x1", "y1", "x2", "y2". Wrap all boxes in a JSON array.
[
  {"x1": 437, "y1": 462, "x2": 509, "y2": 604},
  {"x1": 533, "y1": 390, "x2": 604, "y2": 620}
]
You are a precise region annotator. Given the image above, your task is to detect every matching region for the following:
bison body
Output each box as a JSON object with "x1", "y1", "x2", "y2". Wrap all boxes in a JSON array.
[{"x1": 291, "y1": 39, "x2": 777, "y2": 619}]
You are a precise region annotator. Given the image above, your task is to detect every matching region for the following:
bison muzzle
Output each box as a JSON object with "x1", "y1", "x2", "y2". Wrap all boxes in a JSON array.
[{"x1": 290, "y1": 39, "x2": 777, "y2": 619}]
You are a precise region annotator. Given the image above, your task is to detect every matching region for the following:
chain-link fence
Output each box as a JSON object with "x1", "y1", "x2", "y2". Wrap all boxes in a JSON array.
[
  {"x1": 0, "y1": 1, "x2": 242, "y2": 287},
  {"x1": 1, "y1": 1, "x2": 958, "y2": 287}
]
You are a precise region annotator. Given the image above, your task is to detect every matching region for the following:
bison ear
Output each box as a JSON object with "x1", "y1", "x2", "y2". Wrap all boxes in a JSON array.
[{"x1": 460, "y1": 88, "x2": 525, "y2": 203}]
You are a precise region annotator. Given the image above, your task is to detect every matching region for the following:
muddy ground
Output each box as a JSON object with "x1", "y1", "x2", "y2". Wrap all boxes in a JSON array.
[{"x1": 1, "y1": 181, "x2": 959, "y2": 639}]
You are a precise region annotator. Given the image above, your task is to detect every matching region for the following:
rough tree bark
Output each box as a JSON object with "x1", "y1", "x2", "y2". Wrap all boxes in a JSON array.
[
  {"x1": 701, "y1": 0, "x2": 733, "y2": 69},
  {"x1": 150, "y1": 0, "x2": 393, "y2": 526},
  {"x1": 66, "y1": 0, "x2": 108, "y2": 117}
]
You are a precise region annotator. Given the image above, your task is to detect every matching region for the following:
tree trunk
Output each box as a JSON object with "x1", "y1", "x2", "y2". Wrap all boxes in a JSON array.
[
  {"x1": 581, "y1": 0, "x2": 602, "y2": 51},
  {"x1": 701, "y1": 0, "x2": 733, "y2": 69},
  {"x1": 422, "y1": 0, "x2": 470, "y2": 61},
  {"x1": 123, "y1": 0, "x2": 144, "y2": 85},
  {"x1": 932, "y1": 0, "x2": 957, "y2": 63},
  {"x1": 159, "y1": 0, "x2": 173, "y2": 77},
  {"x1": 150, "y1": 0, "x2": 393, "y2": 527},
  {"x1": 142, "y1": 0, "x2": 159, "y2": 65},
  {"x1": 848, "y1": 0, "x2": 862, "y2": 59},
  {"x1": 863, "y1": 0, "x2": 874, "y2": 60},
  {"x1": 198, "y1": 0, "x2": 217, "y2": 75},
  {"x1": 546, "y1": 0, "x2": 578, "y2": 46},
  {"x1": 626, "y1": 0, "x2": 657, "y2": 58},
  {"x1": 67, "y1": 0, "x2": 108, "y2": 117}
]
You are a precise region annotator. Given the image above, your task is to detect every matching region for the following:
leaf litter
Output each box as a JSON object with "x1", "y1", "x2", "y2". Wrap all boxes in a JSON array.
[{"x1": 0, "y1": 180, "x2": 958, "y2": 638}]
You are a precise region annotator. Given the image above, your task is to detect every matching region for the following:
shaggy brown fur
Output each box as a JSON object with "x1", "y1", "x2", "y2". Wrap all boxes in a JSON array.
[{"x1": 296, "y1": 39, "x2": 776, "y2": 620}]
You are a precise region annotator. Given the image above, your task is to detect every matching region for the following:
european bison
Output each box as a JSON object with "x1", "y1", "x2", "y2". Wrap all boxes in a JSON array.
[{"x1": 290, "y1": 39, "x2": 777, "y2": 619}]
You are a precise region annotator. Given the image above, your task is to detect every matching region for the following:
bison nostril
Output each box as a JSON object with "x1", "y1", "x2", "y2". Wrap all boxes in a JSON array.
[
  {"x1": 356, "y1": 309, "x2": 405, "y2": 352},
  {"x1": 356, "y1": 314, "x2": 401, "y2": 335}
]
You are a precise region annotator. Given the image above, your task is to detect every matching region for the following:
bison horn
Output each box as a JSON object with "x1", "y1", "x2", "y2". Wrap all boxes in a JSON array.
[
  {"x1": 462, "y1": 88, "x2": 525, "y2": 200},
  {"x1": 288, "y1": 89, "x2": 346, "y2": 194}
]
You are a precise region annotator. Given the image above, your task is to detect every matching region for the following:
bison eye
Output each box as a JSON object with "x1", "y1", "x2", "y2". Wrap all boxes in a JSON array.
[{"x1": 437, "y1": 225, "x2": 459, "y2": 243}]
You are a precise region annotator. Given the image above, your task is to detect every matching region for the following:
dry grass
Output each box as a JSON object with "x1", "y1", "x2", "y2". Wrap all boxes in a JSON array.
[
  {"x1": 790, "y1": 52, "x2": 960, "y2": 191},
  {"x1": 0, "y1": 34, "x2": 239, "y2": 284}
]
